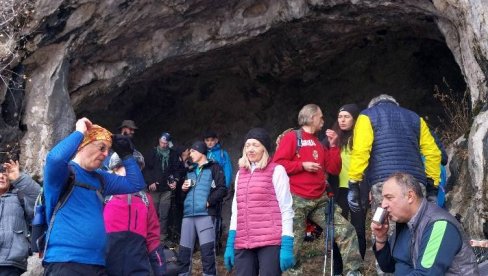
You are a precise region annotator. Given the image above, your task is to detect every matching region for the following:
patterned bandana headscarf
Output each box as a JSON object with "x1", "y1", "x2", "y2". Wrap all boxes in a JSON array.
[{"x1": 78, "y1": 125, "x2": 112, "y2": 150}]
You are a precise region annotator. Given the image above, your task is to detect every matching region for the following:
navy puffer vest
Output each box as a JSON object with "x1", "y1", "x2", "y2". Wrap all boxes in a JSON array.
[{"x1": 363, "y1": 100, "x2": 426, "y2": 185}]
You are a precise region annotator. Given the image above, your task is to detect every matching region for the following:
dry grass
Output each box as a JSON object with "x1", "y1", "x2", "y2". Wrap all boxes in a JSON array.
[
  {"x1": 433, "y1": 80, "x2": 472, "y2": 145},
  {"x1": 0, "y1": 0, "x2": 34, "y2": 90}
]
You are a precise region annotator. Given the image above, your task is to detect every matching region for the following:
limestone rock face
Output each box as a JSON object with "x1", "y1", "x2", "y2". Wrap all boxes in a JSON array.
[
  {"x1": 1, "y1": 0, "x2": 487, "y2": 238},
  {"x1": 434, "y1": 0, "x2": 488, "y2": 238},
  {"x1": 433, "y1": 0, "x2": 488, "y2": 106},
  {"x1": 447, "y1": 109, "x2": 488, "y2": 239},
  {"x1": 21, "y1": 43, "x2": 75, "y2": 177}
]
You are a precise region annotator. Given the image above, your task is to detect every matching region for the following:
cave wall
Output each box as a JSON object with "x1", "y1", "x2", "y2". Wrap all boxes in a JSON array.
[
  {"x1": 2, "y1": 0, "x2": 487, "y2": 237},
  {"x1": 84, "y1": 29, "x2": 463, "y2": 164},
  {"x1": 432, "y1": 0, "x2": 488, "y2": 238}
]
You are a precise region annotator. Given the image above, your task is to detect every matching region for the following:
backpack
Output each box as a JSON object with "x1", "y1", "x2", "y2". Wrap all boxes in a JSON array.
[
  {"x1": 31, "y1": 167, "x2": 105, "y2": 258},
  {"x1": 275, "y1": 128, "x2": 302, "y2": 157},
  {"x1": 104, "y1": 191, "x2": 149, "y2": 207}
]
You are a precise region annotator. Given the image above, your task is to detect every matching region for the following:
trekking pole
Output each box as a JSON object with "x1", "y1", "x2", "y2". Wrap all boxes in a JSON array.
[
  {"x1": 323, "y1": 206, "x2": 330, "y2": 276},
  {"x1": 330, "y1": 196, "x2": 335, "y2": 276}
]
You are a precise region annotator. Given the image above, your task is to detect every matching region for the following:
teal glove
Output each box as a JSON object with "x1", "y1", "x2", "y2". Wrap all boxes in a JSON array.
[
  {"x1": 224, "y1": 230, "x2": 236, "y2": 271},
  {"x1": 280, "y1": 236, "x2": 295, "y2": 272}
]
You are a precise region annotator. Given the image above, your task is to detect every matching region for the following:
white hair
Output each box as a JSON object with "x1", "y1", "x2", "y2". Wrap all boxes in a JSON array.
[{"x1": 368, "y1": 94, "x2": 399, "y2": 108}]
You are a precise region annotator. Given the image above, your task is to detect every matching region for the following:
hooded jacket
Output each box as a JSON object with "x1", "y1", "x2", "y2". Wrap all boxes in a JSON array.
[
  {"x1": 0, "y1": 173, "x2": 41, "y2": 271},
  {"x1": 207, "y1": 143, "x2": 233, "y2": 188}
]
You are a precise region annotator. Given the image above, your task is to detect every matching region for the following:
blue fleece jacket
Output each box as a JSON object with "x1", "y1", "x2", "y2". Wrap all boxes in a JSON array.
[
  {"x1": 43, "y1": 131, "x2": 145, "y2": 266},
  {"x1": 207, "y1": 143, "x2": 232, "y2": 188}
]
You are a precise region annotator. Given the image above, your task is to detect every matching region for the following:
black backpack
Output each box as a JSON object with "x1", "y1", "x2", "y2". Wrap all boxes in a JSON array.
[{"x1": 31, "y1": 167, "x2": 105, "y2": 257}]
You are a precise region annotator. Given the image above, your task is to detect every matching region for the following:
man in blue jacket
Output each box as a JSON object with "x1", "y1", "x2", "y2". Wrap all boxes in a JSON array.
[
  {"x1": 203, "y1": 130, "x2": 232, "y2": 188},
  {"x1": 43, "y1": 117, "x2": 146, "y2": 275},
  {"x1": 372, "y1": 172, "x2": 478, "y2": 275}
]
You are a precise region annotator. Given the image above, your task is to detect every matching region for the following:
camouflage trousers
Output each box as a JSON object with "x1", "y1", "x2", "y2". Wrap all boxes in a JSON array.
[
  {"x1": 370, "y1": 182, "x2": 426, "y2": 275},
  {"x1": 292, "y1": 193, "x2": 362, "y2": 274}
]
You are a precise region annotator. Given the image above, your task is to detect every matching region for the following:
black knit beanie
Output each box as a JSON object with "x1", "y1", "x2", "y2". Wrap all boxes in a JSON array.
[
  {"x1": 244, "y1": 128, "x2": 272, "y2": 153},
  {"x1": 339, "y1": 103, "x2": 360, "y2": 119},
  {"x1": 191, "y1": 141, "x2": 207, "y2": 155}
]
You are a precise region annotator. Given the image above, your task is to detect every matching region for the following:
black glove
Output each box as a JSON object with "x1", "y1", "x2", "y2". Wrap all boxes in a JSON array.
[
  {"x1": 111, "y1": 134, "x2": 134, "y2": 159},
  {"x1": 347, "y1": 181, "x2": 362, "y2": 213},
  {"x1": 425, "y1": 178, "x2": 438, "y2": 203},
  {"x1": 149, "y1": 245, "x2": 166, "y2": 276}
]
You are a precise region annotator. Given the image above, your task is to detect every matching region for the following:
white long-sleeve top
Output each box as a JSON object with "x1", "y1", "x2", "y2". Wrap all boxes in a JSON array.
[{"x1": 229, "y1": 163, "x2": 294, "y2": 237}]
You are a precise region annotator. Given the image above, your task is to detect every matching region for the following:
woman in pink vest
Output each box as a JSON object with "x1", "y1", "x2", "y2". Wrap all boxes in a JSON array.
[{"x1": 224, "y1": 128, "x2": 295, "y2": 275}]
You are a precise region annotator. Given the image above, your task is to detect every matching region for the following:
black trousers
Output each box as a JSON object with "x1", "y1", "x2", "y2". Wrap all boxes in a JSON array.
[
  {"x1": 235, "y1": 246, "x2": 281, "y2": 276},
  {"x1": 43, "y1": 262, "x2": 107, "y2": 276},
  {"x1": 335, "y1": 187, "x2": 367, "y2": 259},
  {"x1": 0, "y1": 266, "x2": 24, "y2": 276}
]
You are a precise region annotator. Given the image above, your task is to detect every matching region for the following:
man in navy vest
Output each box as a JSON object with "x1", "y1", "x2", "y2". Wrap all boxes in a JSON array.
[
  {"x1": 347, "y1": 94, "x2": 442, "y2": 275},
  {"x1": 372, "y1": 172, "x2": 478, "y2": 274},
  {"x1": 347, "y1": 94, "x2": 442, "y2": 215}
]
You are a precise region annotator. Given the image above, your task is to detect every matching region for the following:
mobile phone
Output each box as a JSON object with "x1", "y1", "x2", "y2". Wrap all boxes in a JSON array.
[{"x1": 372, "y1": 207, "x2": 387, "y2": 225}]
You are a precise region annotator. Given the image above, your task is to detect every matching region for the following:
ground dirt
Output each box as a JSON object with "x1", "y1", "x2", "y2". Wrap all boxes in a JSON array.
[{"x1": 190, "y1": 213, "x2": 377, "y2": 275}]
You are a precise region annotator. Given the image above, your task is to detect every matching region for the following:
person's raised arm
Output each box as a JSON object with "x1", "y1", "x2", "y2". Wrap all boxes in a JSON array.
[
  {"x1": 44, "y1": 117, "x2": 92, "y2": 218},
  {"x1": 371, "y1": 218, "x2": 395, "y2": 273},
  {"x1": 6, "y1": 160, "x2": 41, "y2": 220}
]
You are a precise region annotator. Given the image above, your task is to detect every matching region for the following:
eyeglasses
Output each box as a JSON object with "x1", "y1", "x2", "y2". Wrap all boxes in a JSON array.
[{"x1": 93, "y1": 143, "x2": 110, "y2": 154}]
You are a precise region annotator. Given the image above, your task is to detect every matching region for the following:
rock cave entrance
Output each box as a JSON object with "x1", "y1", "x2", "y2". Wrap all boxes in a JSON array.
[{"x1": 76, "y1": 18, "x2": 466, "y2": 160}]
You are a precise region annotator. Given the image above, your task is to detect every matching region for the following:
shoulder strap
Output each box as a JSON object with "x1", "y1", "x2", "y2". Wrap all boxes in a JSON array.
[
  {"x1": 294, "y1": 129, "x2": 302, "y2": 157},
  {"x1": 104, "y1": 195, "x2": 113, "y2": 204},
  {"x1": 43, "y1": 168, "x2": 77, "y2": 254},
  {"x1": 137, "y1": 191, "x2": 149, "y2": 207},
  {"x1": 72, "y1": 173, "x2": 105, "y2": 204},
  {"x1": 55, "y1": 167, "x2": 77, "y2": 211},
  {"x1": 93, "y1": 172, "x2": 105, "y2": 195}
]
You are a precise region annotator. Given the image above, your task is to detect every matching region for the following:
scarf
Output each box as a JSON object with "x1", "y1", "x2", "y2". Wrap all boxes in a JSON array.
[
  {"x1": 156, "y1": 147, "x2": 170, "y2": 172},
  {"x1": 78, "y1": 124, "x2": 112, "y2": 150}
]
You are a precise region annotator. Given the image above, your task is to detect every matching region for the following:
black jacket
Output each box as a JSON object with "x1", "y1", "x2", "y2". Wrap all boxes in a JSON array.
[{"x1": 143, "y1": 148, "x2": 181, "y2": 192}]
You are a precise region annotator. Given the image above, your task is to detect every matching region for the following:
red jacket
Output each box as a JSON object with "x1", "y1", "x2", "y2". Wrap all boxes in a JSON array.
[
  {"x1": 103, "y1": 192, "x2": 162, "y2": 275},
  {"x1": 273, "y1": 130, "x2": 341, "y2": 199},
  {"x1": 104, "y1": 192, "x2": 160, "y2": 252}
]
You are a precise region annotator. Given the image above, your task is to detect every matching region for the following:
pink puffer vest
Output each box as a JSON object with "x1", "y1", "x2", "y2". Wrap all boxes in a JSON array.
[{"x1": 235, "y1": 162, "x2": 282, "y2": 249}]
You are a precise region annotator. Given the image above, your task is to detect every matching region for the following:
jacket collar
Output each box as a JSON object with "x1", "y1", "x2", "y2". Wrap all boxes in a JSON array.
[
  {"x1": 208, "y1": 143, "x2": 222, "y2": 152},
  {"x1": 373, "y1": 99, "x2": 397, "y2": 107},
  {"x1": 407, "y1": 198, "x2": 427, "y2": 231},
  {"x1": 188, "y1": 160, "x2": 214, "y2": 172}
]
